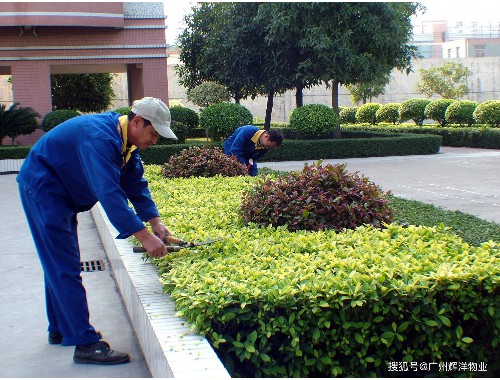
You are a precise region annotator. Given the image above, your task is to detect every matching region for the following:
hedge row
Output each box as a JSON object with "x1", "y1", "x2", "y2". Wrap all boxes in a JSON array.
[
  {"x1": 144, "y1": 171, "x2": 499, "y2": 378},
  {"x1": 343, "y1": 125, "x2": 500, "y2": 149},
  {"x1": 138, "y1": 131, "x2": 441, "y2": 165}
]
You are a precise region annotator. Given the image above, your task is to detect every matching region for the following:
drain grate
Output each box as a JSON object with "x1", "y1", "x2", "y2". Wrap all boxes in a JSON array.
[{"x1": 81, "y1": 260, "x2": 105, "y2": 272}]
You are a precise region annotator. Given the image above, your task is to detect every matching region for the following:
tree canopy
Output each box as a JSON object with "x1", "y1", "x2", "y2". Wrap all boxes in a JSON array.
[
  {"x1": 177, "y1": 2, "x2": 420, "y2": 129},
  {"x1": 415, "y1": 62, "x2": 473, "y2": 99}
]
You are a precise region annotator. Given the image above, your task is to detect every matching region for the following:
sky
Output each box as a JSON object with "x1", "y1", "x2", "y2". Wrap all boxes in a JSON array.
[{"x1": 163, "y1": 1, "x2": 500, "y2": 46}]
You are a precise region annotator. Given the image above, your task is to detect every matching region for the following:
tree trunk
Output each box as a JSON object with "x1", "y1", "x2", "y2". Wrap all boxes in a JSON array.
[
  {"x1": 331, "y1": 80, "x2": 341, "y2": 139},
  {"x1": 295, "y1": 85, "x2": 303, "y2": 107},
  {"x1": 234, "y1": 90, "x2": 241, "y2": 104},
  {"x1": 264, "y1": 89, "x2": 275, "y2": 131}
]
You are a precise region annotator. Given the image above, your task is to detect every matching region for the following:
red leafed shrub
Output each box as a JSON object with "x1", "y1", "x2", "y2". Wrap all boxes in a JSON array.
[
  {"x1": 161, "y1": 146, "x2": 248, "y2": 178},
  {"x1": 240, "y1": 163, "x2": 393, "y2": 232}
]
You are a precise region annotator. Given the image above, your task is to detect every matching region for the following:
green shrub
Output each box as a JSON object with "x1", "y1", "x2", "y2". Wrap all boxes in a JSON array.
[
  {"x1": 113, "y1": 106, "x2": 131, "y2": 115},
  {"x1": 424, "y1": 99, "x2": 456, "y2": 126},
  {"x1": 187, "y1": 81, "x2": 231, "y2": 108},
  {"x1": 161, "y1": 146, "x2": 248, "y2": 178},
  {"x1": 445, "y1": 100, "x2": 479, "y2": 127},
  {"x1": 41, "y1": 109, "x2": 80, "y2": 132},
  {"x1": 356, "y1": 103, "x2": 381, "y2": 125},
  {"x1": 146, "y1": 171, "x2": 499, "y2": 378},
  {"x1": 289, "y1": 104, "x2": 339, "y2": 138},
  {"x1": 199, "y1": 102, "x2": 253, "y2": 140},
  {"x1": 473, "y1": 100, "x2": 500, "y2": 127},
  {"x1": 240, "y1": 162, "x2": 393, "y2": 232},
  {"x1": 155, "y1": 120, "x2": 189, "y2": 144},
  {"x1": 339, "y1": 106, "x2": 358, "y2": 124},
  {"x1": 169, "y1": 105, "x2": 199, "y2": 131},
  {"x1": 399, "y1": 98, "x2": 432, "y2": 126},
  {"x1": 375, "y1": 103, "x2": 400, "y2": 124}
]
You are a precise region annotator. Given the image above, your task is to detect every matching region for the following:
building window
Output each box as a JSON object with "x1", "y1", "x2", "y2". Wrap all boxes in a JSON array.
[
  {"x1": 475, "y1": 45, "x2": 485, "y2": 57},
  {"x1": 456, "y1": 47, "x2": 460, "y2": 57},
  {"x1": 448, "y1": 48, "x2": 452, "y2": 58}
]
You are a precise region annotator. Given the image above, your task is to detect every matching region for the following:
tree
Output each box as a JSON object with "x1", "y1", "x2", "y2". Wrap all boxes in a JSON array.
[
  {"x1": 177, "y1": 2, "x2": 420, "y2": 131},
  {"x1": 187, "y1": 82, "x2": 231, "y2": 108},
  {"x1": 345, "y1": 74, "x2": 392, "y2": 105},
  {"x1": 51, "y1": 73, "x2": 116, "y2": 112},
  {"x1": 0, "y1": 102, "x2": 39, "y2": 145},
  {"x1": 415, "y1": 62, "x2": 472, "y2": 99}
]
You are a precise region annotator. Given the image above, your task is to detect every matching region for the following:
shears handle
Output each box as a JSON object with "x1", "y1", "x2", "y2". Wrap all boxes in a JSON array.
[{"x1": 132, "y1": 245, "x2": 182, "y2": 253}]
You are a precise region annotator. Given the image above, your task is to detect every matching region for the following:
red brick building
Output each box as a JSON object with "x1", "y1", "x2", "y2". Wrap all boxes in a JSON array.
[{"x1": 0, "y1": 2, "x2": 169, "y2": 122}]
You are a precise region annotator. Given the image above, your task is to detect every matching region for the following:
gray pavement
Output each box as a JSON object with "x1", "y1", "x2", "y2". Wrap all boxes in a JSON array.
[
  {"x1": 0, "y1": 146, "x2": 498, "y2": 378},
  {"x1": 0, "y1": 174, "x2": 151, "y2": 378},
  {"x1": 261, "y1": 146, "x2": 500, "y2": 224}
]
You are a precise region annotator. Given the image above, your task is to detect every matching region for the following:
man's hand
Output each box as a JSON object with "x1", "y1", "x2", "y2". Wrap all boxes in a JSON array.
[
  {"x1": 133, "y1": 227, "x2": 167, "y2": 258},
  {"x1": 148, "y1": 216, "x2": 172, "y2": 242}
]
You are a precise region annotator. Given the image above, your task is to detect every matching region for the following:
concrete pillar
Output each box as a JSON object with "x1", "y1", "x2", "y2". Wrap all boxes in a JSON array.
[
  {"x1": 11, "y1": 62, "x2": 52, "y2": 117},
  {"x1": 142, "y1": 59, "x2": 169, "y2": 104},
  {"x1": 127, "y1": 63, "x2": 144, "y2": 104}
]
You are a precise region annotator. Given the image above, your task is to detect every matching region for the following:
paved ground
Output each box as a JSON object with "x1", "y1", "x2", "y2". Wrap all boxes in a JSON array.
[
  {"x1": 261, "y1": 146, "x2": 500, "y2": 224},
  {"x1": 0, "y1": 174, "x2": 151, "y2": 377},
  {"x1": 0, "y1": 146, "x2": 498, "y2": 378}
]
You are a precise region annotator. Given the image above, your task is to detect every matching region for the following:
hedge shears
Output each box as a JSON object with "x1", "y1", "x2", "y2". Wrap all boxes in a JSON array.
[{"x1": 132, "y1": 235, "x2": 223, "y2": 253}]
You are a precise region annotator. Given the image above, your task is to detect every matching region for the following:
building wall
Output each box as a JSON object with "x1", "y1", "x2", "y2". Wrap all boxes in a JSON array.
[
  {"x1": 0, "y1": 2, "x2": 168, "y2": 121},
  {"x1": 166, "y1": 57, "x2": 500, "y2": 123}
]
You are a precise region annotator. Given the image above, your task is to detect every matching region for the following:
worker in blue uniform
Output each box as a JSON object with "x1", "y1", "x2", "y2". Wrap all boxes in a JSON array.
[
  {"x1": 17, "y1": 97, "x2": 177, "y2": 365},
  {"x1": 223, "y1": 125, "x2": 283, "y2": 176}
]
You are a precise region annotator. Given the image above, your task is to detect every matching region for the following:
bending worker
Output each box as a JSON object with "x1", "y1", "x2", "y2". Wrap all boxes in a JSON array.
[
  {"x1": 223, "y1": 125, "x2": 283, "y2": 176},
  {"x1": 17, "y1": 97, "x2": 177, "y2": 365}
]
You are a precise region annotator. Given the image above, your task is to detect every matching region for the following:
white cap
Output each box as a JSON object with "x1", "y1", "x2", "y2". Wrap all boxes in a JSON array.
[{"x1": 131, "y1": 97, "x2": 177, "y2": 140}]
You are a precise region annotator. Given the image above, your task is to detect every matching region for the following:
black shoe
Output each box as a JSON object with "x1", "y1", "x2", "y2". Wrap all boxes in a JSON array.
[
  {"x1": 73, "y1": 341, "x2": 130, "y2": 365},
  {"x1": 49, "y1": 330, "x2": 102, "y2": 345}
]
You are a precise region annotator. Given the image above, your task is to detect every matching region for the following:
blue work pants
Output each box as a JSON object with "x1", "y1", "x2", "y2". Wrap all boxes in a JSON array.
[{"x1": 18, "y1": 184, "x2": 100, "y2": 346}]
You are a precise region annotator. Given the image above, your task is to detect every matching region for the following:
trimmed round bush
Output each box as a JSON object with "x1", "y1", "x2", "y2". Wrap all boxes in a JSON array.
[
  {"x1": 424, "y1": 99, "x2": 456, "y2": 127},
  {"x1": 339, "y1": 106, "x2": 358, "y2": 124},
  {"x1": 473, "y1": 100, "x2": 500, "y2": 127},
  {"x1": 399, "y1": 98, "x2": 432, "y2": 126},
  {"x1": 356, "y1": 103, "x2": 381, "y2": 125},
  {"x1": 289, "y1": 104, "x2": 339, "y2": 138},
  {"x1": 240, "y1": 162, "x2": 393, "y2": 232},
  {"x1": 445, "y1": 100, "x2": 479, "y2": 127},
  {"x1": 375, "y1": 103, "x2": 400, "y2": 124},
  {"x1": 187, "y1": 81, "x2": 231, "y2": 108},
  {"x1": 199, "y1": 102, "x2": 253, "y2": 140},
  {"x1": 113, "y1": 106, "x2": 131, "y2": 115},
  {"x1": 162, "y1": 146, "x2": 248, "y2": 178},
  {"x1": 42, "y1": 109, "x2": 81, "y2": 132},
  {"x1": 169, "y1": 105, "x2": 199, "y2": 131}
]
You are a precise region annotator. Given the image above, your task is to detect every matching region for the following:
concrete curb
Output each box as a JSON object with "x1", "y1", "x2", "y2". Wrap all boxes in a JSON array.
[{"x1": 91, "y1": 204, "x2": 230, "y2": 378}]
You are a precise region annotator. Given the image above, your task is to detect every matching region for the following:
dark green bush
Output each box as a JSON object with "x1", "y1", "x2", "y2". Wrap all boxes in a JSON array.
[
  {"x1": 41, "y1": 109, "x2": 81, "y2": 132},
  {"x1": 199, "y1": 102, "x2": 253, "y2": 140},
  {"x1": 169, "y1": 105, "x2": 199, "y2": 131},
  {"x1": 289, "y1": 104, "x2": 339, "y2": 138},
  {"x1": 156, "y1": 121, "x2": 188, "y2": 144},
  {"x1": 375, "y1": 103, "x2": 400, "y2": 124},
  {"x1": 113, "y1": 106, "x2": 131, "y2": 115},
  {"x1": 399, "y1": 98, "x2": 432, "y2": 126},
  {"x1": 0, "y1": 102, "x2": 40, "y2": 142},
  {"x1": 445, "y1": 100, "x2": 479, "y2": 127},
  {"x1": 424, "y1": 99, "x2": 456, "y2": 126},
  {"x1": 473, "y1": 100, "x2": 500, "y2": 127},
  {"x1": 356, "y1": 103, "x2": 381, "y2": 125},
  {"x1": 241, "y1": 162, "x2": 393, "y2": 232},
  {"x1": 339, "y1": 106, "x2": 358, "y2": 124},
  {"x1": 161, "y1": 146, "x2": 248, "y2": 178}
]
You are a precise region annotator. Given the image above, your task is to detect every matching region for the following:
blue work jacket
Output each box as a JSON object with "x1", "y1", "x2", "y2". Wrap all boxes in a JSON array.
[
  {"x1": 223, "y1": 125, "x2": 268, "y2": 176},
  {"x1": 17, "y1": 112, "x2": 159, "y2": 238}
]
